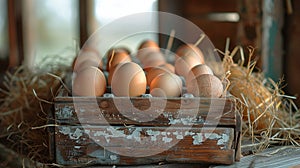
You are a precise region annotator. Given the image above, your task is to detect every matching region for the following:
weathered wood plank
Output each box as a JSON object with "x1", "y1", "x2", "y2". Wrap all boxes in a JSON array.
[
  {"x1": 55, "y1": 126, "x2": 235, "y2": 165},
  {"x1": 213, "y1": 146, "x2": 300, "y2": 168},
  {"x1": 54, "y1": 94, "x2": 236, "y2": 126}
]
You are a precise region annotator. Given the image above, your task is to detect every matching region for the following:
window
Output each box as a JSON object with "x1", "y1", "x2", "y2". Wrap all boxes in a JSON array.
[
  {"x1": 92, "y1": 0, "x2": 158, "y2": 53},
  {"x1": 0, "y1": 0, "x2": 8, "y2": 60},
  {"x1": 23, "y1": 0, "x2": 79, "y2": 66},
  {"x1": 1, "y1": 0, "x2": 159, "y2": 68}
]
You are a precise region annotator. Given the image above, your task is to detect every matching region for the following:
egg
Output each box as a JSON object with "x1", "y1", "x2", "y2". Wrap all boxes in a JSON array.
[
  {"x1": 159, "y1": 63, "x2": 175, "y2": 73},
  {"x1": 187, "y1": 74, "x2": 223, "y2": 98},
  {"x1": 106, "y1": 51, "x2": 131, "y2": 71},
  {"x1": 106, "y1": 47, "x2": 131, "y2": 56},
  {"x1": 74, "y1": 59, "x2": 100, "y2": 73},
  {"x1": 141, "y1": 51, "x2": 166, "y2": 68},
  {"x1": 186, "y1": 64, "x2": 214, "y2": 86},
  {"x1": 111, "y1": 62, "x2": 147, "y2": 97},
  {"x1": 72, "y1": 66, "x2": 106, "y2": 96},
  {"x1": 72, "y1": 49, "x2": 103, "y2": 72},
  {"x1": 176, "y1": 43, "x2": 205, "y2": 64},
  {"x1": 137, "y1": 40, "x2": 160, "y2": 62},
  {"x1": 145, "y1": 66, "x2": 171, "y2": 86},
  {"x1": 138, "y1": 40, "x2": 160, "y2": 51},
  {"x1": 174, "y1": 54, "x2": 202, "y2": 78},
  {"x1": 150, "y1": 72, "x2": 182, "y2": 97}
]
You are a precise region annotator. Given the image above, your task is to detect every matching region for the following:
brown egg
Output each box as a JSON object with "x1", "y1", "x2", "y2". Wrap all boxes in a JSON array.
[
  {"x1": 174, "y1": 54, "x2": 202, "y2": 78},
  {"x1": 159, "y1": 63, "x2": 175, "y2": 73},
  {"x1": 106, "y1": 47, "x2": 131, "y2": 57},
  {"x1": 111, "y1": 62, "x2": 147, "y2": 97},
  {"x1": 138, "y1": 40, "x2": 160, "y2": 50},
  {"x1": 186, "y1": 64, "x2": 214, "y2": 86},
  {"x1": 140, "y1": 51, "x2": 166, "y2": 68},
  {"x1": 137, "y1": 40, "x2": 160, "y2": 62},
  {"x1": 72, "y1": 66, "x2": 106, "y2": 96},
  {"x1": 72, "y1": 49, "x2": 103, "y2": 72},
  {"x1": 145, "y1": 66, "x2": 171, "y2": 86},
  {"x1": 150, "y1": 73, "x2": 182, "y2": 97},
  {"x1": 106, "y1": 51, "x2": 131, "y2": 71},
  {"x1": 187, "y1": 74, "x2": 223, "y2": 98},
  {"x1": 176, "y1": 44, "x2": 205, "y2": 63}
]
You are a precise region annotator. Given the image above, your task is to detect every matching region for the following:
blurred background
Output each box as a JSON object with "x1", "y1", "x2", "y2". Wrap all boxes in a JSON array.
[{"x1": 0, "y1": 0, "x2": 299, "y2": 106}]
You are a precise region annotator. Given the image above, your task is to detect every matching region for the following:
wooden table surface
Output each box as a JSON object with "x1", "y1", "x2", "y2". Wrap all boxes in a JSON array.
[{"x1": 88, "y1": 146, "x2": 300, "y2": 168}]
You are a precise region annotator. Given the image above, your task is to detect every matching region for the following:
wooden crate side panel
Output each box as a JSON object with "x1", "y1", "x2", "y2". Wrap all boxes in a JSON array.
[
  {"x1": 55, "y1": 126, "x2": 235, "y2": 165},
  {"x1": 54, "y1": 98, "x2": 236, "y2": 126}
]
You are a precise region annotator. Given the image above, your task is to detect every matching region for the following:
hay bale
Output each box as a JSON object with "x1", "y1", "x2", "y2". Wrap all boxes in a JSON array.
[
  {"x1": 0, "y1": 65, "x2": 66, "y2": 164},
  {"x1": 219, "y1": 45, "x2": 300, "y2": 152}
]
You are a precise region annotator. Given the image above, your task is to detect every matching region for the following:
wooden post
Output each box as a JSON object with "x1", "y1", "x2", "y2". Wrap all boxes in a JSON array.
[
  {"x1": 79, "y1": 0, "x2": 89, "y2": 48},
  {"x1": 237, "y1": 0, "x2": 262, "y2": 68},
  {"x1": 262, "y1": 0, "x2": 284, "y2": 81},
  {"x1": 7, "y1": 0, "x2": 23, "y2": 67}
]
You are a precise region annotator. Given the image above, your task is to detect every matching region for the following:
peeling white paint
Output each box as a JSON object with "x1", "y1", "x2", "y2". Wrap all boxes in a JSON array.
[
  {"x1": 84, "y1": 129, "x2": 90, "y2": 134},
  {"x1": 205, "y1": 133, "x2": 221, "y2": 139},
  {"x1": 131, "y1": 128, "x2": 142, "y2": 142},
  {"x1": 172, "y1": 131, "x2": 184, "y2": 140},
  {"x1": 59, "y1": 106, "x2": 73, "y2": 118},
  {"x1": 59, "y1": 127, "x2": 83, "y2": 140},
  {"x1": 192, "y1": 133, "x2": 204, "y2": 145},
  {"x1": 146, "y1": 130, "x2": 160, "y2": 141},
  {"x1": 107, "y1": 127, "x2": 126, "y2": 138},
  {"x1": 176, "y1": 134, "x2": 184, "y2": 139},
  {"x1": 185, "y1": 131, "x2": 195, "y2": 136},
  {"x1": 59, "y1": 127, "x2": 71, "y2": 135},
  {"x1": 70, "y1": 128, "x2": 83, "y2": 140},
  {"x1": 92, "y1": 127, "x2": 142, "y2": 143},
  {"x1": 110, "y1": 155, "x2": 118, "y2": 161},
  {"x1": 192, "y1": 132, "x2": 230, "y2": 147},
  {"x1": 165, "y1": 114, "x2": 203, "y2": 125},
  {"x1": 162, "y1": 136, "x2": 173, "y2": 143},
  {"x1": 217, "y1": 134, "x2": 229, "y2": 146}
]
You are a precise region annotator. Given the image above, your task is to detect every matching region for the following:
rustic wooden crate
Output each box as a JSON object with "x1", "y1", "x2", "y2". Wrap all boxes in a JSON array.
[{"x1": 50, "y1": 87, "x2": 241, "y2": 166}]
